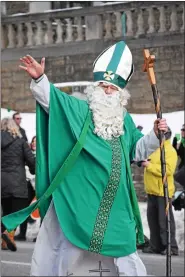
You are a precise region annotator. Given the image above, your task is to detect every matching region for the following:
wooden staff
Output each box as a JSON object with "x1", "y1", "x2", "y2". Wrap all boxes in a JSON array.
[{"x1": 143, "y1": 49, "x2": 171, "y2": 277}]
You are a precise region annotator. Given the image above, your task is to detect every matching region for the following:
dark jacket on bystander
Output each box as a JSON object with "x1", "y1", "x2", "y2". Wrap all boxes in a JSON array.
[{"x1": 1, "y1": 131, "x2": 35, "y2": 198}]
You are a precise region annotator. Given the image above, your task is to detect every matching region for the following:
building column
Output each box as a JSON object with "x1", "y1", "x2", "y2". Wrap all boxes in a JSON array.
[{"x1": 1, "y1": 2, "x2": 7, "y2": 15}]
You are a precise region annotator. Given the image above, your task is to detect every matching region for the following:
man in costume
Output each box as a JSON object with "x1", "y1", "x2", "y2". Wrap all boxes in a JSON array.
[{"x1": 2, "y1": 41, "x2": 168, "y2": 276}]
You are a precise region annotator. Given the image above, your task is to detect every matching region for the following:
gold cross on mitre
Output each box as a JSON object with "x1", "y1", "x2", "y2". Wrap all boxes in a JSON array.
[{"x1": 103, "y1": 71, "x2": 115, "y2": 81}]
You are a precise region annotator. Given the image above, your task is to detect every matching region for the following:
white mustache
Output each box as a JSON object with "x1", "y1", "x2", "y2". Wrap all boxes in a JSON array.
[{"x1": 86, "y1": 85, "x2": 127, "y2": 140}]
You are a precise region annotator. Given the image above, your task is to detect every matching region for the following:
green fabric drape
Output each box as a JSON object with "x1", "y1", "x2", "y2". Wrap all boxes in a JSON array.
[{"x1": 2, "y1": 83, "x2": 144, "y2": 256}]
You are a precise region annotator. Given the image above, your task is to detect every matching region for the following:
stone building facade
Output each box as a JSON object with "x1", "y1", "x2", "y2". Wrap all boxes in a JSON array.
[
  {"x1": 1, "y1": 1, "x2": 105, "y2": 15},
  {"x1": 3, "y1": 1, "x2": 29, "y2": 15},
  {"x1": 1, "y1": 38, "x2": 184, "y2": 113}
]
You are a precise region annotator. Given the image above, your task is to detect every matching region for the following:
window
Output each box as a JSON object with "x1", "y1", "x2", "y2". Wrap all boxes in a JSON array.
[{"x1": 51, "y1": 1, "x2": 92, "y2": 10}]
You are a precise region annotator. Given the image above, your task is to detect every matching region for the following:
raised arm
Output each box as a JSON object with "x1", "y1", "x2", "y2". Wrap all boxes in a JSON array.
[
  {"x1": 30, "y1": 75, "x2": 50, "y2": 112},
  {"x1": 19, "y1": 55, "x2": 50, "y2": 112}
]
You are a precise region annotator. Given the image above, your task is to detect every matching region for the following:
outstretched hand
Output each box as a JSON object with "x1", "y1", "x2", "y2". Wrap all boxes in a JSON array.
[{"x1": 19, "y1": 55, "x2": 45, "y2": 79}]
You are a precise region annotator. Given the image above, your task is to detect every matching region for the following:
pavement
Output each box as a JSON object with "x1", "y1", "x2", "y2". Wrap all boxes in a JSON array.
[{"x1": 1, "y1": 241, "x2": 184, "y2": 276}]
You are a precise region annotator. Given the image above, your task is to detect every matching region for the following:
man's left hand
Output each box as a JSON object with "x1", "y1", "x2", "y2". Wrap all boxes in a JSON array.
[{"x1": 154, "y1": 118, "x2": 168, "y2": 136}]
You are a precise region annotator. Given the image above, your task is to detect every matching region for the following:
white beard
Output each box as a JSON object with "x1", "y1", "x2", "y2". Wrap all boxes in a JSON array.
[{"x1": 85, "y1": 86, "x2": 130, "y2": 140}]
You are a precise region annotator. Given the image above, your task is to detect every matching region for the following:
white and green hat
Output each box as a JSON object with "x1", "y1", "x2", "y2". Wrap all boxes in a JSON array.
[{"x1": 93, "y1": 41, "x2": 134, "y2": 90}]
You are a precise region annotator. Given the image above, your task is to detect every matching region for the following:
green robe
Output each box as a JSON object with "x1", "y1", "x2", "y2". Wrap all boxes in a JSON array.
[{"x1": 2, "y1": 83, "x2": 144, "y2": 257}]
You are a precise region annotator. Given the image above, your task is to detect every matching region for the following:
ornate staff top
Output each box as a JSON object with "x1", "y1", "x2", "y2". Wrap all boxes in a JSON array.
[{"x1": 143, "y1": 49, "x2": 156, "y2": 85}]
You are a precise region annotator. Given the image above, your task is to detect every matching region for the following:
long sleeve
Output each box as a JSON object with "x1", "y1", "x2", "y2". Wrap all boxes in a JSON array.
[
  {"x1": 123, "y1": 113, "x2": 160, "y2": 162},
  {"x1": 30, "y1": 74, "x2": 50, "y2": 113},
  {"x1": 134, "y1": 129, "x2": 159, "y2": 161}
]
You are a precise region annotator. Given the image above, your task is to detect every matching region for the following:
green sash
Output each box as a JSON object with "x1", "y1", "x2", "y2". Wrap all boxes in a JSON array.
[{"x1": 2, "y1": 109, "x2": 91, "y2": 232}]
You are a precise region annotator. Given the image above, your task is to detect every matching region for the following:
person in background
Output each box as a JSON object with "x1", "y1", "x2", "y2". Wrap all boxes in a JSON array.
[
  {"x1": 15, "y1": 136, "x2": 37, "y2": 241},
  {"x1": 27, "y1": 136, "x2": 37, "y2": 224},
  {"x1": 30, "y1": 136, "x2": 36, "y2": 156},
  {"x1": 141, "y1": 128, "x2": 179, "y2": 256},
  {"x1": 1, "y1": 118, "x2": 35, "y2": 251},
  {"x1": 29, "y1": 136, "x2": 40, "y2": 243},
  {"x1": 173, "y1": 124, "x2": 185, "y2": 202},
  {"x1": 137, "y1": 125, "x2": 143, "y2": 132},
  {"x1": 173, "y1": 124, "x2": 185, "y2": 170},
  {"x1": 12, "y1": 112, "x2": 28, "y2": 142}
]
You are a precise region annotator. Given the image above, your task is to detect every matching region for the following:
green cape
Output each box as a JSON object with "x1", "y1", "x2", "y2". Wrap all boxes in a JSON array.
[{"x1": 2, "y1": 83, "x2": 144, "y2": 257}]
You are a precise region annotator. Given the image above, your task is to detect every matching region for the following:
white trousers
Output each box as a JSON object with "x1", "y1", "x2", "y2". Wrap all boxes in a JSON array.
[{"x1": 31, "y1": 202, "x2": 147, "y2": 276}]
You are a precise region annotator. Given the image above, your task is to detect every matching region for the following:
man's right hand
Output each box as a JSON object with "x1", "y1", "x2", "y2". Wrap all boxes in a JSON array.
[{"x1": 19, "y1": 55, "x2": 45, "y2": 79}]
